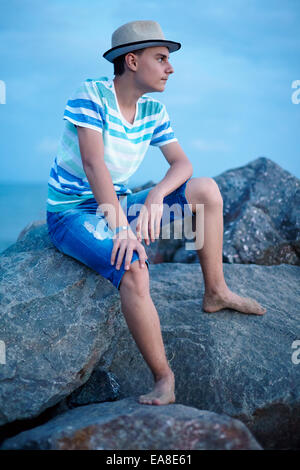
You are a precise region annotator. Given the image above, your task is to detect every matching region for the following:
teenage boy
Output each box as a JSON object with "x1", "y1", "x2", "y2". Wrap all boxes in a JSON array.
[{"x1": 47, "y1": 20, "x2": 266, "y2": 406}]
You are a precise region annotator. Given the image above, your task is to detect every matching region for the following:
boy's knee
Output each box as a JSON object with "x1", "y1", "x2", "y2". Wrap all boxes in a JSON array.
[
  {"x1": 119, "y1": 259, "x2": 150, "y2": 296},
  {"x1": 201, "y1": 178, "x2": 223, "y2": 206}
]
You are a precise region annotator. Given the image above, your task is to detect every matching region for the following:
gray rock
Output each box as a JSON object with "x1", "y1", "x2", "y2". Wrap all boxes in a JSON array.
[
  {"x1": 1, "y1": 213, "x2": 299, "y2": 449},
  {"x1": 143, "y1": 157, "x2": 300, "y2": 266},
  {"x1": 104, "y1": 262, "x2": 300, "y2": 449},
  {"x1": 0, "y1": 397, "x2": 262, "y2": 450},
  {"x1": 0, "y1": 223, "x2": 124, "y2": 425},
  {"x1": 173, "y1": 246, "x2": 197, "y2": 263},
  {"x1": 67, "y1": 368, "x2": 121, "y2": 407},
  {"x1": 215, "y1": 157, "x2": 300, "y2": 265}
]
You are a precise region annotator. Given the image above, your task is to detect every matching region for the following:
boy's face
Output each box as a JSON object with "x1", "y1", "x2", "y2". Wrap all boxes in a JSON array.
[{"x1": 132, "y1": 46, "x2": 174, "y2": 92}]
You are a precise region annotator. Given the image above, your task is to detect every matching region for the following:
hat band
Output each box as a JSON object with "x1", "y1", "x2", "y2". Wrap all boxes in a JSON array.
[{"x1": 103, "y1": 39, "x2": 181, "y2": 62}]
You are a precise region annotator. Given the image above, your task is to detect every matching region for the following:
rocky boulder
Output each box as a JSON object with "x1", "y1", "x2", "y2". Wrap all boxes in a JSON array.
[
  {"x1": 0, "y1": 210, "x2": 299, "y2": 449},
  {"x1": 0, "y1": 222, "x2": 124, "y2": 426},
  {"x1": 216, "y1": 157, "x2": 300, "y2": 265},
  {"x1": 105, "y1": 262, "x2": 300, "y2": 450},
  {"x1": 147, "y1": 157, "x2": 300, "y2": 266},
  {"x1": 0, "y1": 397, "x2": 262, "y2": 450}
]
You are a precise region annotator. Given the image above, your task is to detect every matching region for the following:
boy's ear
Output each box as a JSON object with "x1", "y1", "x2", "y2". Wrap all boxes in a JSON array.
[{"x1": 125, "y1": 52, "x2": 138, "y2": 71}]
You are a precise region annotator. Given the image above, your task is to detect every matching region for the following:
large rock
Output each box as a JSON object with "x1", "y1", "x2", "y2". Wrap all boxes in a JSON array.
[
  {"x1": 147, "y1": 158, "x2": 300, "y2": 266},
  {"x1": 102, "y1": 262, "x2": 300, "y2": 450},
  {"x1": 216, "y1": 157, "x2": 300, "y2": 265},
  {"x1": 0, "y1": 213, "x2": 299, "y2": 449},
  {"x1": 0, "y1": 397, "x2": 262, "y2": 450},
  {"x1": 0, "y1": 223, "x2": 124, "y2": 425}
]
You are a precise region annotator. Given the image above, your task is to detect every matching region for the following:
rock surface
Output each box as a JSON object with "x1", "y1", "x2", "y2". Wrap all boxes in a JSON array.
[
  {"x1": 0, "y1": 223, "x2": 123, "y2": 426},
  {"x1": 1, "y1": 157, "x2": 300, "y2": 450},
  {"x1": 104, "y1": 262, "x2": 300, "y2": 450},
  {"x1": 67, "y1": 369, "x2": 121, "y2": 408},
  {"x1": 0, "y1": 221, "x2": 299, "y2": 449},
  {"x1": 0, "y1": 397, "x2": 262, "y2": 450},
  {"x1": 146, "y1": 157, "x2": 300, "y2": 266},
  {"x1": 216, "y1": 157, "x2": 300, "y2": 265}
]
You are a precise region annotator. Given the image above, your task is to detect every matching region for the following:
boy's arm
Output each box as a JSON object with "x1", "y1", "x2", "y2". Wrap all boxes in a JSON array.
[
  {"x1": 76, "y1": 126, "x2": 132, "y2": 233},
  {"x1": 135, "y1": 141, "x2": 193, "y2": 244},
  {"x1": 154, "y1": 141, "x2": 193, "y2": 197}
]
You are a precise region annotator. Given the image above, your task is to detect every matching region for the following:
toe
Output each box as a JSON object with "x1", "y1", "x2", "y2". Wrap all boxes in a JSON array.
[
  {"x1": 139, "y1": 396, "x2": 153, "y2": 405},
  {"x1": 256, "y1": 307, "x2": 266, "y2": 315},
  {"x1": 255, "y1": 302, "x2": 267, "y2": 315},
  {"x1": 152, "y1": 398, "x2": 161, "y2": 405}
]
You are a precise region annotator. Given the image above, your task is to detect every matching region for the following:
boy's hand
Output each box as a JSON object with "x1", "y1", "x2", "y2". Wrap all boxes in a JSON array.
[
  {"x1": 111, "y1": 227, "x2": 148, "y2": 271},
  {"x1": 136, "y1": 188, "x2": 164, "y2": 245}
]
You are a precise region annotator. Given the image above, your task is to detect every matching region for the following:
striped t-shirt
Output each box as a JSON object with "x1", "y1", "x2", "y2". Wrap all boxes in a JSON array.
[{"x1": 46, "y1": 76, "x2": 178, "y2": 212}]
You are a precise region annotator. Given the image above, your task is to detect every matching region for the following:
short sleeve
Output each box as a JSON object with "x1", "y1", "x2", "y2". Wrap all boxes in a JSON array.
[
  {"x1": 63, "y1": 80, "x2": 104, "y2": 134},
  {"x1": 150, "y1": 104, "x2": 178, "y2": 147}
]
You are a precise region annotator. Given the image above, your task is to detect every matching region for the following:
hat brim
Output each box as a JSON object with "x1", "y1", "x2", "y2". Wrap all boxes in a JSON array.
[{"x1": 103, "y1": 39, "x2": 181, "y2": 63}]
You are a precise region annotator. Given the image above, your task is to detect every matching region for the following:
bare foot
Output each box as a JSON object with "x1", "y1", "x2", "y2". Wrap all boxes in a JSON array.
[
  {"x1": 139, "y1": 371, "x2": 175, "y2": 406},
  {"x1": 203, "y1": 287, "x2": 267, "y2": 315}
]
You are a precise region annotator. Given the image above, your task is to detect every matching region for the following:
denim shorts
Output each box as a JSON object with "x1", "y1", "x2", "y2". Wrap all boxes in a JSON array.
[{"x1": 46, "y1": 178, "x2": 192, "y2": 290}]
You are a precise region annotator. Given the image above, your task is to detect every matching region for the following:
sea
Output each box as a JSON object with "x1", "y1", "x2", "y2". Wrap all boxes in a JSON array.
[{"x1": 0, "y1": 183, "x2": 48, "y2": 253}]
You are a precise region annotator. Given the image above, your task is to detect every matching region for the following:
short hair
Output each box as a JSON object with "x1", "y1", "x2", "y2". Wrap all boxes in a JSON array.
[{"x1": 113, "y1": 48, "x2": 145, "y2": 76}]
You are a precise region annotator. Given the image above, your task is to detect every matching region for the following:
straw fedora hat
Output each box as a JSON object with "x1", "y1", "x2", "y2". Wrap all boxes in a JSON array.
[{"x1": 103, "y1": 20, "x2": 181, "y2": 63}]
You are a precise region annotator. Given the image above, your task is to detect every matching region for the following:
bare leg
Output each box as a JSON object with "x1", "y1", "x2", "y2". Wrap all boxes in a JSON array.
[
  {"x1": 185, "y1": 177, "x2": 267, "y2": 315},
  {"x1": 119, "y1": 260, "x2": 175, "y2": 405}
]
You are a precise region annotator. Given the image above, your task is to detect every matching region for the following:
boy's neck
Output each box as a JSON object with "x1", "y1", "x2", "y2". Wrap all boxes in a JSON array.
[{"x1": 113, "y1": 75, "x2": 145, "y2": 110}]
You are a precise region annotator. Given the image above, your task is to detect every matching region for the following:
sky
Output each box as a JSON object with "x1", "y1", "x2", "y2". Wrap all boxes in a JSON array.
[{"x1": 0, "y1": 0, "x2": 299, "y2": 187}]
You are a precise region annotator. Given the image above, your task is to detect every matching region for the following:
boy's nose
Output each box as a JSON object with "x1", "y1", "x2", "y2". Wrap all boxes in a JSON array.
[{"x1": 166, "y1": 63, "x2": 174, "y2": 74}]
